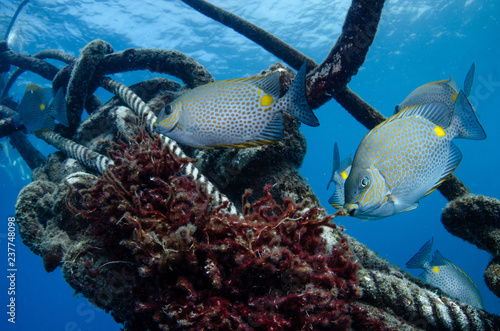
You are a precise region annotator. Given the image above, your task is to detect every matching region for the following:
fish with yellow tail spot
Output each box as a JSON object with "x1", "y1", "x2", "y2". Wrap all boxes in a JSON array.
[
  {"x1": 154, "y1": 61, "x2": 319, "y2": 148},
  {"x1": 326, "y1": 142, "x2": 352, "y2": 210},
  {"x1": 406, "y1": 238, "x2": 484, "y2": 309},
  {"x1": 343, "y1": 89, "x2": 486, "y2": 220},
  {"x1": 395, "y1": 63, "x2": 475, "y2": 113},
  {"x1": 13, "y1": 83, "x2": 68, "y2": 132}
]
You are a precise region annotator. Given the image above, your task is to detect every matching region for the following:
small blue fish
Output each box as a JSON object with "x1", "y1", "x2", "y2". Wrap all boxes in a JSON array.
[
  {"x1": 326, "y1": 142, "x2": 352, "y2": 210},
  {"x1": 14, "y1": 83, "x2": 68, "y2": 132},
  {"x1": 155, "y1": 62, "x2": 319, "y2": 148},
  {"x1": 395, "y1": 63, "x2": 475, "y2": 113},
  {"x1": 343, "y1": 89, "x2": 486, "y2": 220},
  {"x1": 406, "y1": 238, "x2": 484, "y2": 309}
]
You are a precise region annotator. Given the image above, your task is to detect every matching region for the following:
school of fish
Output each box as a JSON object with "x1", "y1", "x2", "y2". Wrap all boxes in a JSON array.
[{"x1": 12, "y1": 62, "x2": 489, "y2": 311}]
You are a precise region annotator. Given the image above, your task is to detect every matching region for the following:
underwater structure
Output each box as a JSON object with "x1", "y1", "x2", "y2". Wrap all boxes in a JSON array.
[{"x1": 1, "y1": 0, "x2": 500, "y2": 329}]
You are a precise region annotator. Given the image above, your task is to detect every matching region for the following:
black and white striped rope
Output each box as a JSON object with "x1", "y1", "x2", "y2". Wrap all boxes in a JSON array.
[
  {"x1": 359, "y1": 269, "x2": 499, "y2": 330},
  {"x1": 35, "y1": 131, "x2": 113, "y2": 173},
  {"x1": 101, "y1": 77, "x2": 239, "y2": 216}
]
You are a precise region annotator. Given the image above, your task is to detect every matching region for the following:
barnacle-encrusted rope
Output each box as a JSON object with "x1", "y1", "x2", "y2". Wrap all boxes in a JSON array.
[
  {"x1": 35, "y1": 131, "x2": 113, "y2": 173},
  {"x1": 101, "y1": 77, "x2": 239, "y2": 216},
  {"x1": 359, "y1": 269, "x2": 500, "y2": 330}
]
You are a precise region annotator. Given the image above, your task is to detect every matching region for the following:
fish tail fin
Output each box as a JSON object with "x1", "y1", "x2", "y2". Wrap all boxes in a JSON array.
[
  {"x1": 406, "y1": 238, "x2": 433, "y2": 269},
  {"x1": 327, "y1": 142, "x2": 340, "y2": 190},
  {"x1": 50, "y1": 88, "x2": 69, "y2": 127},
  {"x1": 452, "y1": 90, "x2": 486, "y2": 140},
  {"x1": 463, "y1": 63, "x2": 475, "y2": 97},
  {"x1": 283, "y1": 61, "x2": 319, "y2": 127}
]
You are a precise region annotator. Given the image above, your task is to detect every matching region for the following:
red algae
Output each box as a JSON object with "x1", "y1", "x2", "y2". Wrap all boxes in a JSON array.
[{"x1": 66, "y1": 130, "x2": 363, "y2": 330}]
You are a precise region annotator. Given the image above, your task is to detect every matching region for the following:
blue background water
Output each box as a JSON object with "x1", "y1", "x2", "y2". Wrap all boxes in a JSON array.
[{"x1": 0, "y1": 0, "x2": 499, "y2": 329}]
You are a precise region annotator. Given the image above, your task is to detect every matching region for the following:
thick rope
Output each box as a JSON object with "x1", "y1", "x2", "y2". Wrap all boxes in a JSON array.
[
  {"x1": 359, "y1": 269, "x2": 500, "y2": 330},
  {"x1": 101, "y1": 77, "x2": 239, "y2": 216}
]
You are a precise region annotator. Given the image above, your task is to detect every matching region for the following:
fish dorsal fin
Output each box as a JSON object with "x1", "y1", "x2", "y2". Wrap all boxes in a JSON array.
[
  {"x1": 463, "y1": 63, "x2": 475, "y2": 97},
  {"x1": 339, "y1": 156, "x2": 353, "y2": 174},
  {"x1": 249, "y1": 71, "x2": 281, "y2": 99},
  {"x1": 406, "y1": 238, "x2": 433, "y2": 269},
  {"x1": 392, "y1": 102, "x2": 452, "y2": 129},
  {"x1": 25, "y1": 83, "x2": 44, "y2": 93},
  {"x1": 423, "y1": 142, "x2": 462, "y2": 197},
  {"x1": 453, "y1": 90, "x2": 486, "y2": 140},
  {"x1": 327, "y1": 142, "x2": 340, "y2": 190},
  {"x1": 430, "y1": 250, "x2": 447, "y2": 266},
  {"x1": 446, "y1": 76, "x2": 460, "y2": 93}
]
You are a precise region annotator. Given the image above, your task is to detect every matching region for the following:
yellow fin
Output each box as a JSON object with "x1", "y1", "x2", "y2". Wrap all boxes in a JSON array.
[{"x1": 432, "y1": 266, "x2": 440, "y2": 274}]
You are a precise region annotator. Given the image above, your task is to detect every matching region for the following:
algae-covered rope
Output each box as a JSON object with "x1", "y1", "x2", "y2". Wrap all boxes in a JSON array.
[{"x1": 101, "y1": 77, "x2": 240, "y2": 216}]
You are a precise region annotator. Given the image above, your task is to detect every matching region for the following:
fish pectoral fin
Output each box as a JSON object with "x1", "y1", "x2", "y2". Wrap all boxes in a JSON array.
[
  {"x1": 399, "y1": 202, "x2": 419, "y2": 213},
  {"x1": 387, "y1": 194, "x2": 397, "y2": 203},
  {"x1": 393, "y1": 102, "x2": 452, "y2": 128}
]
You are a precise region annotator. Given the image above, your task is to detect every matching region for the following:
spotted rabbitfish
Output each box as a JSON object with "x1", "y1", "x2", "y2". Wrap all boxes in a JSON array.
[
  {"x1": 13, "y1": 83, "x2": 68, "y2": 132},
  {"x1": 406, "y1": 238, "x2": 484, "y2": 309},
  {"x1": 155, "y1": 62, "x2": 319, "y2": 148},
  {"x1": 395, "y1": 63, "x2": 475, "y2": 113},
  {"x1": 343, "y1": 89, "x2": 486, "y2": 220},
  {"x1": 326, "y1": 142, "x2": 352, "y2": 210}
]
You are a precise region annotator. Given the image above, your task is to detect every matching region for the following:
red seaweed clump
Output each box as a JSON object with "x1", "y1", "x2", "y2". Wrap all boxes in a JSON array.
[{"x1": 66, "y1": 130, "x2": 362, "y2": 330}]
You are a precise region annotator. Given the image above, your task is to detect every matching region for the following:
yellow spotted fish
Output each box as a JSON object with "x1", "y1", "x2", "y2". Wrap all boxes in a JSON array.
[
  {"x1": 343, "y1": 90, "x2": 486, "y2": 220},
  {"x1": 326, "y1": 142, "x2": 352, "y2": 210},
  {"x1": 395, "y1": 63, "x2": 475, "y2": 113},
  {"x1": 155, "y1": 62, "x2": 319, "y2": 148},
  {"x1": 13, "y1": 83, "x2": 68, "y2": 132},
  {"x1": 406, "y1": 238, "x2": 484, "y2": 309}
]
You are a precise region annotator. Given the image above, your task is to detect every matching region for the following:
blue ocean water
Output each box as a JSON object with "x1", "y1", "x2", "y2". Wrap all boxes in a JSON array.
[{"x1": 0, "y1": 0, "x2": 499, "y2": 329}]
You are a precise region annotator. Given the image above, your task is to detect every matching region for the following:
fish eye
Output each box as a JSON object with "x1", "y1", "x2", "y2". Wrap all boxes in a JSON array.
[
  {"x1": 360, "y1": 176, "x2": 370, "y2": 188},
  {"x1": 164, "y1": 105, "x2": 173, "y2": 115}
]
